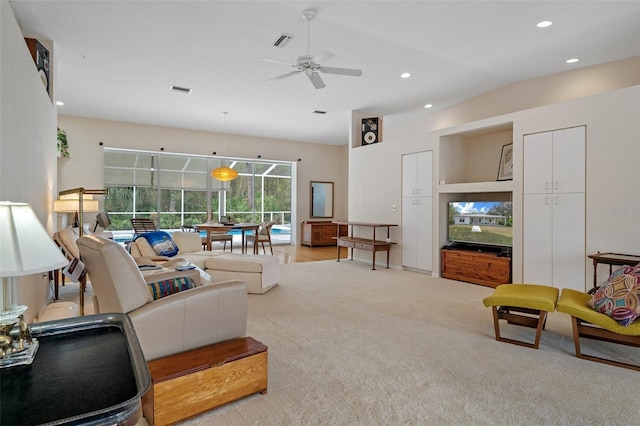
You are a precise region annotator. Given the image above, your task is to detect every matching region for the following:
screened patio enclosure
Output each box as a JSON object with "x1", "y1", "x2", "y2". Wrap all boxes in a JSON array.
[{"x1": 103, "y1": 148, "x2": 293, "y2": 244}]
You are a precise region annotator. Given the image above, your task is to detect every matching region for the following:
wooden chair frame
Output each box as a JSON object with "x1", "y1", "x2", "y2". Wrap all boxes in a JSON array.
[
  {"x1": 491, "y1": 306, "x2": 549, "y2": 349},
  {"x1": 131, "y1": 218, "x2": 158, "y2": 235},
  {"x1": 245, "y1": 221, "x2": 274, "y2": 255},
  {"x1": 569, "y1": 316, "x2": 640, "y2": 372}
]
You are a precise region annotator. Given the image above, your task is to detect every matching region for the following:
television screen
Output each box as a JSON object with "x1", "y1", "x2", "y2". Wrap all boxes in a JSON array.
[{"x1": 448, "y1": 201, "x2": 512, "y2": 247}]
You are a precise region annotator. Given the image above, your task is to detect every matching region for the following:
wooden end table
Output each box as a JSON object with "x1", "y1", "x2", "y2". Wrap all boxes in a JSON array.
[{"x1": 588, "y1": 252, "x2": 640, "y2": 292}]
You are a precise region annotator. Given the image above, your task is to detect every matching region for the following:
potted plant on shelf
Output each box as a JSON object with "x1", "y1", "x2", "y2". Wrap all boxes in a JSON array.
[{"x1": 57, "y1": 127, "x2": 69, "y2": 158}]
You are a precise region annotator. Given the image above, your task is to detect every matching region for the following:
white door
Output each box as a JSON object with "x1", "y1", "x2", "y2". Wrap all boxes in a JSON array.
[
  {"x1": 402, "y1": 197, "x2": 418, "y2": 268},
  {"x1": 523, "y1": 193, "x2": 553, "y2": 285},
  {"x1": 552, "y1": 193, "x2": 586, "y2": 292},
  {"x1": 416, "y1": 196, "x2": 433, "y2": 271},
  {"x1": 552, "y1": 127, "x2": 585, "y2": 194},
  {"x1": 523, "y1": 132, "x2": 552, "y2": 194},
  {"x1": 416, "y1": 151, "x2": 433, "y2": 197},
  {"x1": 402, "y1": 154, "x2": 418, "y2": 198}
]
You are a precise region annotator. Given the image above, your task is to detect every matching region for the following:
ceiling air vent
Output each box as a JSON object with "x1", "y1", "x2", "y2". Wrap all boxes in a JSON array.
[
  {"x1": 170, "y1": 85, "x2": 192, "y2": 94},
  {"x1": 273, "y1": 34, "x2": 293, "y2": 48}
]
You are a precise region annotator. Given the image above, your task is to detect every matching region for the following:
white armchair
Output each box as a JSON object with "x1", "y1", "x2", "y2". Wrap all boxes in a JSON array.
[{"x1": 77, "y1": 235, "x2": 248, "y2": 360}]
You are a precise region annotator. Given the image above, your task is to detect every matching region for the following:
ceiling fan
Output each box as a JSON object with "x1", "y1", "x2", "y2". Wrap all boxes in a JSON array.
[{"x1": 262, "y1": 9, "x2": 363, "y2": 89}]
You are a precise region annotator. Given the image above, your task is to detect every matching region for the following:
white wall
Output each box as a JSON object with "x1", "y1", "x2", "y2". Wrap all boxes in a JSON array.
[
  {"x1": 1, "y1": 1, "x2": 59, "y2": 322},
  {"x1": 349, "y1": 58, "x2": 639, "y2": 276},
  {"x1": 57, "y1": 115, "x2": 348, "y2": 244}
]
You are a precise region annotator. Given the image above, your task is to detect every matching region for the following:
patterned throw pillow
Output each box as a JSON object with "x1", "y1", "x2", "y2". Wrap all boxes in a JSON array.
[
  {"x1": 588, "y1": 265, "x2": 640, "y2": 326},
  {"x1": 135, "y1": 231, "x2": 179, "y2": 257},
  {"x1": 147, "y1": 276, "x2": 196, "y2": 300}
]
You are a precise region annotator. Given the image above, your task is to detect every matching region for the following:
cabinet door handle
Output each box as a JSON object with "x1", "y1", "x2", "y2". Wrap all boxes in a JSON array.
[
  {"x1": 554, "y1": 181, "x2": 559, "y2": 191},
  {"x1": 545, "y1": 197, "x2": 550, "y2": 206},
  {"x1": 554, "y1": 197, "x2": 559, "y2": 206},
  {"x1": 545, "y1": 182, "x2": 550, "y2": 191},
  {"x1": 417, "y1": 189, "x2": 421, "y2": 195}
]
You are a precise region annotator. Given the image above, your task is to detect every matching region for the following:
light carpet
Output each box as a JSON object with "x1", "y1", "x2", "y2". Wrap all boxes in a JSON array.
[
  {"x1": 60, "y1": 260, "x2": 640, "y2": 425},
  {"x1": 191, "y1": 260, "x2": 639, "y2": 425}
]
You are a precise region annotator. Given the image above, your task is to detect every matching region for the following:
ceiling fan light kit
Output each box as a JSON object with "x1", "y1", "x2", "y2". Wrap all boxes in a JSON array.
[{"x1": 262, "y1": 9, "x2": 362, "y2": 89}]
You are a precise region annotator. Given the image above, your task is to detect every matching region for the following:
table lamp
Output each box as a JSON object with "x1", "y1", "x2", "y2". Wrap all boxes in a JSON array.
[{"x1": 0, "y1": 202, "x2": 69, "y2": 367}]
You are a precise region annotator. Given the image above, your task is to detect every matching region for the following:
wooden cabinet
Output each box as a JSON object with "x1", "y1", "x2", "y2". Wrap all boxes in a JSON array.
[
  {"x1": 301, "y1": 221, "x2": 347, "y2": 247},
  {"x1": 523, "y1": 126, "x2": 585, "y2": 292},
  {"x1": 441, "y1": 249, "x2": 511, "y2": 288},
  {"x1": 402, "y1": 151, "x2": 433, "y2": 271}
]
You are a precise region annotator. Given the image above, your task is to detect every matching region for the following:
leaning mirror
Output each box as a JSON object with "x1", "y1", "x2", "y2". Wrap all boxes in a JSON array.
[{"x1": 310, "y1": 181, "x2": 334, "y2": 218}]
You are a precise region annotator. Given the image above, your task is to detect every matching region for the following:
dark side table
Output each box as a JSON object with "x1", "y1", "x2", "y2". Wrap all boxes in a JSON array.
[
  {"x1": 0, "y1": 313, "x2": 150, "y2": 426},
  {"x1": 588, "y1": 252, "x2": 640, "y2": 292}
]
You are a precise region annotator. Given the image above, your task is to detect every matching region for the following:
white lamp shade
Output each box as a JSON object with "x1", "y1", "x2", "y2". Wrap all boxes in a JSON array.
[
  {"x1": 0, "y1": 202, "x2": 68, "y2": 277},
  {"x1": 53, "y1": 199, "x2": 99, "y2": 213}
]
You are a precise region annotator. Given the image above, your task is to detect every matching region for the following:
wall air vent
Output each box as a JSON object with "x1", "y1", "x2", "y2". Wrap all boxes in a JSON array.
[
  {"x1": 273, "y1": 34, "x2": 294, "y2": 48},
  {"x1": 170, "y1": 85, "x2": 192, "y2": 94},
  {"x1": 313, "y1": 110, "x2": 327, "y2": 114}
]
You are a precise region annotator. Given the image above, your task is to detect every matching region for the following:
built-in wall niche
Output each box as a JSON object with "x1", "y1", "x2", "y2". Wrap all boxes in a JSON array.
[
  {"x1": 350, "y1": 111, "x2": 383, "y2": 149},
  {"x1": 439, "y1": 122, "x2": 513, "y2": 185}
]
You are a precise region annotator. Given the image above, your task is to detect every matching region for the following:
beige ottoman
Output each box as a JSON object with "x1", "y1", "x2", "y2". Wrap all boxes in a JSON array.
[{"x1": 205, "y1": 254, "x2": 279, "y2": 294}]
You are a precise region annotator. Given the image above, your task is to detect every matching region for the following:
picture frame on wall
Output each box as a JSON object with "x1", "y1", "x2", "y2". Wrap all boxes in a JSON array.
[{"x1": 497, "y1": 143, "x2": 513, "y2": 181}]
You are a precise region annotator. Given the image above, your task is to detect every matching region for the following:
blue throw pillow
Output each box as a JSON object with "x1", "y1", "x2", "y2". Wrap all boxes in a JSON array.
[{"x1": 135, "y1": 231, "x2": 179, "y2": 257}]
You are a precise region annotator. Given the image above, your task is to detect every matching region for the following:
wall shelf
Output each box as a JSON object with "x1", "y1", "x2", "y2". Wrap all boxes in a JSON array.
[{"x1": 438, "y1": 181, "x2": 514, "y2": 194}]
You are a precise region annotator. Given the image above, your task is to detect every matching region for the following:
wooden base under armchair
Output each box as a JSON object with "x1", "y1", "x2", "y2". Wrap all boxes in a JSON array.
[{"x1": 142, "y1": 337, "x2": 268, "y2": 426}]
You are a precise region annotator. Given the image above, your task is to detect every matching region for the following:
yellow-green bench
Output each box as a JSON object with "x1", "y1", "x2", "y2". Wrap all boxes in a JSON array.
[
  {"x1": 557, "y1": 288, "x2": 640, "y2": 371},
  {"x1": 483, "y1": 284, "x2": 559, "y2": 349}
]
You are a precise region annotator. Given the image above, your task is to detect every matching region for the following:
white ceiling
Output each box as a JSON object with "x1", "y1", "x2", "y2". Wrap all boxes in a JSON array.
[{"x1": 10, "y1": 1, "x2": 640, "y2": 146}]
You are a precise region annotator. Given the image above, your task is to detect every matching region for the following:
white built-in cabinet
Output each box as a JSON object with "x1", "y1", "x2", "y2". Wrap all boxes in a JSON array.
[
  {"x1": 402, "y1": 151, "x2": 433, "y2": 271},
  {"x1": 523, "y1": 126, "x2": 586, "y2": 292}
]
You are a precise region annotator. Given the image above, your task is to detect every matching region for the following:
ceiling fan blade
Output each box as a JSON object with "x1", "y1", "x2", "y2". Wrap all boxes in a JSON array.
[
  {"x1": 312, "y1": 50, "x2": 334, "y2": 65},
  {"x1": 266, "y1": 70, "x2": 301, "y2": 82},
  {"x1": 320, "y1": 66, "x2": 363, "y2": 77},
  {"x1": 261, "y1": 57, "x2": 296, "y2": 67},
  {"x1": 305, "y1": 69, "x2": 326, "y2": 89}
]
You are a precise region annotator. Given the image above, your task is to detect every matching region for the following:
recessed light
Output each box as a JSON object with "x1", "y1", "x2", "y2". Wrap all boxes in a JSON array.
[
  {"x1": 424, "y1": 104, "x2": 433, "y2": 109},
  {"x1": 56, "y1": 101, "x2": 64, "y2": 106},
  {"x1": 537, "y1": 20, "x2": 552, "y2": 28},
  {"x1": 401, "y1": 72, "x2": 411, "y2": 79},
  {"x1": 566, "y1": 58, "x2": 580, "y2": 64}
]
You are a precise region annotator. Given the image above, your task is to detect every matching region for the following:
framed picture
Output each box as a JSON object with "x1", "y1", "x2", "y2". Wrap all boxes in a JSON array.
[{"x1": 497, "y1": 143, "x2": 513, "y2": 181}]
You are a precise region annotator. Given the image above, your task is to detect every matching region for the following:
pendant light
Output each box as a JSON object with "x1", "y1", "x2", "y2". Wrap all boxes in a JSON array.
[{"x1": 211, "y1": 112, "x2": 238, "y2": 181}]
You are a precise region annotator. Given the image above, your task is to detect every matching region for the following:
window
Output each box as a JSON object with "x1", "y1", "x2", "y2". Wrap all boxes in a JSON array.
[{"x1": 103, "y1": 148, "x2": 293, "y2": 243}]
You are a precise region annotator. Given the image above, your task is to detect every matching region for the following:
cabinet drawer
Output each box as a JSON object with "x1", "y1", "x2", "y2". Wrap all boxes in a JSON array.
[
  {"x1": 355, "y1": 242, "x2": 374, "y2": 250},
  {"x1": 338, "y1": 239, "x2": 355, "y2": 248}
]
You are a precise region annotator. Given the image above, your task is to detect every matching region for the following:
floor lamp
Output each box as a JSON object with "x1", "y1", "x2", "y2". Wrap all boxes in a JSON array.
[{"x1": 55, "y1": 188, "x2": 108, "y2": 315}]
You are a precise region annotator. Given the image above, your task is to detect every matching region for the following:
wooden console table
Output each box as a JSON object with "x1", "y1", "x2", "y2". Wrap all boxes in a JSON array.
[
  {"x1": 588, "y1": 252, "x2": 640, "y2": 291},
  {"x1": 333, "y1": 222, "x2": 397, "y2": 270}
]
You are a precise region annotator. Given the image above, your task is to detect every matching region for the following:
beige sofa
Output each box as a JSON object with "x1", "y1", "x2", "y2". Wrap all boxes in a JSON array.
[
  {"x1": 78, "y1": 235, "x2": 248, "y2": 361},
  {"x1": 130, "y1": 231, "x2": 279, "y2": 294}
]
